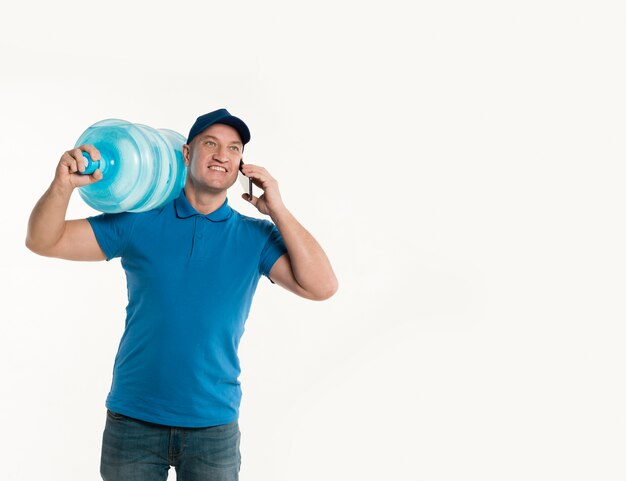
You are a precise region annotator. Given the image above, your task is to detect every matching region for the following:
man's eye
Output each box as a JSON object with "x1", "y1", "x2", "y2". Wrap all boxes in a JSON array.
[
  {"x1": 205, "y1": 141, "x2": 216, "y2": 147},
  {"x1": 230, "y1": 146, "x2": 240, "y2": 152}
]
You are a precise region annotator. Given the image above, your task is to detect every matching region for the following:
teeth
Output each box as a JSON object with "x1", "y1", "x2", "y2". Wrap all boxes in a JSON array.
[{"x1": 209, "y1": 166, "x2": 226, "y2": 172}]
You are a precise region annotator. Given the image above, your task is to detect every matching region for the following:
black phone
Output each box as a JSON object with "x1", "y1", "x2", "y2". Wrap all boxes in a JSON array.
[{"x1": 238, "y1": 159, "x2": 253, "y2": 200}]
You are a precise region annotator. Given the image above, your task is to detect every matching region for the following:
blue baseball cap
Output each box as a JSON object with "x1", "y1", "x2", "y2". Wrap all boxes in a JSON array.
[{"x1": 187, "y1": 108, "x2": 251, "y2": 146}]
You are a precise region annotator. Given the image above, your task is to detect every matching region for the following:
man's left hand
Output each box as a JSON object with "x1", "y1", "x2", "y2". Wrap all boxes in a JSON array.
[{"x1": 239, "y1": 164, "x2": 286, "y2": 216}]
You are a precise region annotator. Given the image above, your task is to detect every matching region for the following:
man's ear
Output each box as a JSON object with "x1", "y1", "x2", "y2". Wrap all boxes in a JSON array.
[{"x1": 182, "y1": 144, "x2": 190, "y2": 166}]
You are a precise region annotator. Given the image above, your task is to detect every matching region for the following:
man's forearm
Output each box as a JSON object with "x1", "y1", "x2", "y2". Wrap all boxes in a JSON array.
[
  {"x1": 26, "y1": 182, "x2": 73, "y2": 254},
  {"x1": 236, "y1": 162, "x2": 337, "y2": 299},
  {"x1": 270, "y1": 206, "x2": 338, "y2": 297}
]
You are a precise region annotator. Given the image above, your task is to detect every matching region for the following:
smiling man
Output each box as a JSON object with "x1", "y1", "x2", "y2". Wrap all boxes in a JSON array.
[{"x1": 26, "y1": 108, "x2": 338, "y2": 481}]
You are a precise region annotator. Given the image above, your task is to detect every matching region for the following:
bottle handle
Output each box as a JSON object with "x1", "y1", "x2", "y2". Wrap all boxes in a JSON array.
[{"x1": 80, "y1": 152, "x2": 101, "y2": 175}]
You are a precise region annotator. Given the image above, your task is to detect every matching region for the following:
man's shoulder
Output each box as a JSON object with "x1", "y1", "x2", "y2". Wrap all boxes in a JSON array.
[{"x1": 231, "y1": 209, "x2": 275, "y2": 231}]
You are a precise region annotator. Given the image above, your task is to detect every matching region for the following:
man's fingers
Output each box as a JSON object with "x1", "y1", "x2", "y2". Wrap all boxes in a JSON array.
[
  {"x1": 70, "y1": 145, "x2": 101, "y2": 173},
  {"x1": 81, "y1": 168, "x2": 103, "y2": 184},
  {"x1": 242, "y1": 193, "x2": 258, "y2": 205},
  {"x1": 62, "y1": 151, "x2": 80, "y2": 173},
  {"x1": 77, "y1": 144, "x2": 101, "y2": 161},
  {"x1": 69, "y1": 168, "x2": 103, "y2": 188},
  {"x1": 72, "y1": 148, "x2": 90, "y2": 173},
  {"x1": 241, "y1": 164, "x2": 271, "y2": 179},
  {"x1": 241, "y1": 168, "x2": 274, "y2": 189},
  {"x1": 249, "y1": 176, "x2": 265, "y2": 189}
]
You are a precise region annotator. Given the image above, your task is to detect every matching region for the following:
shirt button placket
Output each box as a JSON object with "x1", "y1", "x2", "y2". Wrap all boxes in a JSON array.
[{"x1": 191, "y1": 216, "x2": 207, "y2": 260}]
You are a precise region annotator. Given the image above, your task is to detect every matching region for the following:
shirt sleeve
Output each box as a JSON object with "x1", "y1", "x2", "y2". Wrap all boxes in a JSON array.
[
  {"x1": 258, "y1": 222, "x2": 287, "y2": 279},
  {"x1": 87, "y1": 212, "x2": 137, "y2": 260}
]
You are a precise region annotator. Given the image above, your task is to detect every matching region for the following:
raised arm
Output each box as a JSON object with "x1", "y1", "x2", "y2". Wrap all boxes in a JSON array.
[
  {"x1": 240, "y1": 163, "x2": 338, "y2": 301},
  {"x1": 26, "y1": 145, "x2": 106, "y2": 261}
]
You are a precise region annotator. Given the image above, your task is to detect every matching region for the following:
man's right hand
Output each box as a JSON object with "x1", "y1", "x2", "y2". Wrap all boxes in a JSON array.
[
  {"x1": 54, "y1": 144, "x2": 103, "y2": 191},
  {"x1": 26, "y1": 144, "x2": 107, "y2": 260}
]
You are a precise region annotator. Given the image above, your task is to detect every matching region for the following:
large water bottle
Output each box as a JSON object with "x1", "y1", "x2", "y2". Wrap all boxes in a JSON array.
[{"x1": 75, "y1": 119, "x2": 187, "y2": 213}]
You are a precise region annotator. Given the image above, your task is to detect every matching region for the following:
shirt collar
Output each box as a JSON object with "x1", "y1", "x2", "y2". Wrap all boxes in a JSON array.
[{"x1": 174, "y1": 189, "x2": 233, "y2": 222}]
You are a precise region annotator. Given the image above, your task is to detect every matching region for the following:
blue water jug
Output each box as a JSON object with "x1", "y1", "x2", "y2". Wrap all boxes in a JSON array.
[{"x1": 75, "y1": 119, "x2": 187, "y2": 213}]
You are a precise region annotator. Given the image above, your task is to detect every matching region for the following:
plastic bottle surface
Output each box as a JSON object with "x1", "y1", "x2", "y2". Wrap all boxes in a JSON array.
[{"x1": 75, "y1": 119, "x2": 187, "y2": 213}]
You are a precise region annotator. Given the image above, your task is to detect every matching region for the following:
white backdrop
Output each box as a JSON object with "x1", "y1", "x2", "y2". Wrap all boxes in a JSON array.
[{"x1": 1, "y1": 1, "x2": 625, "y2": 480}]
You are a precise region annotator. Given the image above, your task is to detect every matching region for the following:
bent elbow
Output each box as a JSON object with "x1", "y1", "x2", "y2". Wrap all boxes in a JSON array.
[
  {"x1": 311, "y1": 278, "x2": 339, "y2": 301},
  {"x1": 25, "y1": 236, "x2": 40, "y2": 255},
  {"x1": 25, "y1": 236, "x2": 52, "y2": 257}
]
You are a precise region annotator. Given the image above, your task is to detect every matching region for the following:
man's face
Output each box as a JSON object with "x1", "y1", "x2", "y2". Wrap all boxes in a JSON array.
[{"x1": 183, "y1": 123, "x2": 243, "y2": 194}]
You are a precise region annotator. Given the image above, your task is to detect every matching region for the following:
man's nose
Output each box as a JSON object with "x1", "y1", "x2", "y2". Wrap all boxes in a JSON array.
[{"x1": 212, "y1": 148, "x2": 230, "y2": 162}]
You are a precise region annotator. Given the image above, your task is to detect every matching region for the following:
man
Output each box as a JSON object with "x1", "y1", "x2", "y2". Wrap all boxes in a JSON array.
[{"x1": 26, "y1": 108, "x2": 338, "y2": 481}]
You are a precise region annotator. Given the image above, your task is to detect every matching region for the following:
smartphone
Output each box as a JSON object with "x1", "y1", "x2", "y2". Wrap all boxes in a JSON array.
[{"x1": 238, "y1": 159, "x2": 253, "y2": 200}]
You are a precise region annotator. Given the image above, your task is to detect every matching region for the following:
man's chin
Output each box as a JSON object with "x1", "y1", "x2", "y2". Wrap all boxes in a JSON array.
[{"x1": 199, "y1": 178, "x2": 239, "y2": 195}]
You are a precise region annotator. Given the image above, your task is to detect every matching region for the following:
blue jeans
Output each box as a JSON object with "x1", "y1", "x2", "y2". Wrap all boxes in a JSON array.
[{"x1": 100, "y1": 409, "x2": 241, "y2": 481}]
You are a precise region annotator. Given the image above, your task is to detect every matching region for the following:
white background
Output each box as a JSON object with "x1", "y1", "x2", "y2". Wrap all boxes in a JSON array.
[{"x1": 1, "y1": 1, "x2": 625, "y2": 479}]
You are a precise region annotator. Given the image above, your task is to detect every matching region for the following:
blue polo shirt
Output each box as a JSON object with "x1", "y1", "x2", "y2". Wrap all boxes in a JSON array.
[{"x1": 87, "y1": 190, "x2": 287, "y2": 427}]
